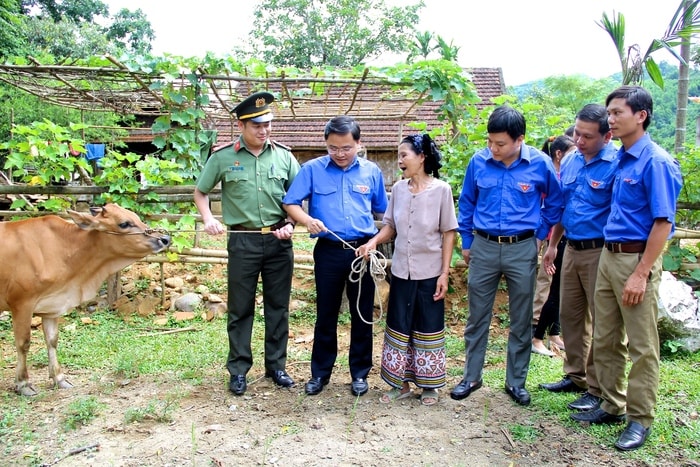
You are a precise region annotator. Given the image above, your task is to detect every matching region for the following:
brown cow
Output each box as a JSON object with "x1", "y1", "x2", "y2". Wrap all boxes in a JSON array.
[{"x1": 0, "y1": 203, "x2": 170, "y2": 396}]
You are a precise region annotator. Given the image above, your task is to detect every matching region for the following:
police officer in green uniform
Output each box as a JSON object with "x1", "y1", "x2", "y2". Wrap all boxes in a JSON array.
[{"x1": 194, "y1": 91, "x2": 300, "y2": 396}]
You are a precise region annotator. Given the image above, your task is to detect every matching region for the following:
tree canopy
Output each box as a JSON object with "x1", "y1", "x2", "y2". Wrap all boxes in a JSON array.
[
  {"x1": 248, "y1": 0, "x2": 424, "y2": 67},
  {"x1": 0, "y1": 0, "x2": 154, "y2": 59}
]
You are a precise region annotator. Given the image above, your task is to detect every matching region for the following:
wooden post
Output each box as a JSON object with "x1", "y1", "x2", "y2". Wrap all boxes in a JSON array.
[
  {"x1": 106, "y1": 271, "x2": 121, "y2": 306},
  {"x1": 160, "y1": 263, "x2": 165, "y2": 309}
]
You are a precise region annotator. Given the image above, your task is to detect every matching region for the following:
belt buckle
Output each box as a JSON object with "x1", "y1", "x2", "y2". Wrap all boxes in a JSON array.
[
  {"x1": 498, "y1": 235, "x2": 512, "y2": 243},
  {"x1": 260, "y1": 226, "x2": 271, "y2": 234}
]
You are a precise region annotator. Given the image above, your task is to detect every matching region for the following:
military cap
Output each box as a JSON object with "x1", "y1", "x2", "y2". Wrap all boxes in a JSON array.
[{"x1": 233, "y1": 91, "x2": 274, "y2": 122}]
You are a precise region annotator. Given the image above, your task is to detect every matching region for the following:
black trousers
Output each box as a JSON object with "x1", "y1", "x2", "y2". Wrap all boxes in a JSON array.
[
  {"x1": 310, "y1": 238, "x2": 375, "y2": 380},
  {"x1": 226, "y1": 232, "x2": 293, "y2": 376},
  {"x1": 533, "y1": 237, "x2": 566, "y2": 340}
]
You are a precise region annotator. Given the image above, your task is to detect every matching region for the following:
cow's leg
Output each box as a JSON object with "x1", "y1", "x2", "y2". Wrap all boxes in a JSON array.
[
  {"x1": 41, "y1": 317, "x2": 73, "y2": 390},
  {"x1": 11, "y1": 310, "x2": 37, "y2": 396}
]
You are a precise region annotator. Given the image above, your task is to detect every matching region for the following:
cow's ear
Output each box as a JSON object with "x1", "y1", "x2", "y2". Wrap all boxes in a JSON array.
[
  {"x1": 67, "y1": 210, "x2": 101, "y2": 230},
  {"x1": 89, "y1": 206, "x2": 106, "y2": 217}
]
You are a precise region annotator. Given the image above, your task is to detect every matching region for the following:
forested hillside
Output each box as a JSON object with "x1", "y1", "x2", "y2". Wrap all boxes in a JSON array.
[{"x1": 510, "y1": 61, "x2": 700, "y2": 152}]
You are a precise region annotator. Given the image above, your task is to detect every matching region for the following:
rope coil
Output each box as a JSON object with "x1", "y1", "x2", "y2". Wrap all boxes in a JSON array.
[{"x1": 327, "y1": 229, "x2": 388, "y2": 325}]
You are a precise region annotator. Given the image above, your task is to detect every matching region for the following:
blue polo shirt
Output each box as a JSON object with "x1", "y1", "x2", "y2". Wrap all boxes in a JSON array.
[
  {"x1": 604, "y1": 134, "x2": 682, "y2": 242},
  {"x1": 283, "y1": 155, "x2": 388, "y2": 240},
  {"x1": 458, "y1": 144, "x2": 563, "y2": 249},
  {"x1": 559, "y1": 143, "x2": 619, "y2": 241}
]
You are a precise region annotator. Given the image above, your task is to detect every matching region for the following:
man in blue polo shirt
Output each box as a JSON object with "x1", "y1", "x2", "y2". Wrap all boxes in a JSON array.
[
  {"x1": 451, "y1": 106, "x2": 563, "y2": 406},
  {"x1": 283, "y1": 115, "x2": 388, "y2": 397},
  {"x1": 539, "y1": 104, "x2": 618, "y2": 413},
  {"x1": 571, "y1": 86, "x2": 682, "y2": 451}
]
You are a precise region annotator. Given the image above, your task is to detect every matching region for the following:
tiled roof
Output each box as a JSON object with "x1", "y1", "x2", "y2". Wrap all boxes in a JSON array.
[
  {"x1": 0, "y1": 61, "x2": 504, "y2": 151},
  {"x1": 209, "y1": 67, "x2": 505, "y2": 150},
  {"x1": 123, "y1": 67, "x2": 505, "y2": 151}
]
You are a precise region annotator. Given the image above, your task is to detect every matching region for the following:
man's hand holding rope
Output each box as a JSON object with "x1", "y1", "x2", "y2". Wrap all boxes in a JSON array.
[{"x1": 201, "y1": 216, "x2": 225, "y2": 236}]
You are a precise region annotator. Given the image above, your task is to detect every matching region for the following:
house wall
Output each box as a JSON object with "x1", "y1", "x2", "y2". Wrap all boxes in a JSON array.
[{"x1": 294, "y1": 149, "x2": 402, "y2": 188}]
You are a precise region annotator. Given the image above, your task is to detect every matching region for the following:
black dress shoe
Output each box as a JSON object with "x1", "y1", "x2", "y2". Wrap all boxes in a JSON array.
[
  {"x1": 505, "y1": 385, "x2": 531, "y2": 406},
  {"x1": 305, "y1": 376, "x2": 329, "y2": 395},
  {"x1": 570, "y1": 407, "x2": 625, "y2": 424},
  {"x1": 450, "y1": 379, "x2": 482, "y2": 400},
  {"x1": 229, "y1": 374, "x2": 247, "y2": 396},
  {"x1": 539, "y1": 376, "x2": 585, "y2": 393},
  {"x1": 266, "y1": 369, "x2": 295, "y2": 388},
  {"x1": 615, "y1": 421, "x2": 651, "y2": 451},
  {"x1": 350, "y1": 378, "x2": 369, "y2": 396},
  {"x1": 568, "y1": 392, "x2": 601, "y2": 411}
]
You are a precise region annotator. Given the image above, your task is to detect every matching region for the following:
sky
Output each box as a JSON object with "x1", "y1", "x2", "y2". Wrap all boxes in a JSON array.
[{"x1": 102, "y1": 0, "x2": 682, "y2": 86}]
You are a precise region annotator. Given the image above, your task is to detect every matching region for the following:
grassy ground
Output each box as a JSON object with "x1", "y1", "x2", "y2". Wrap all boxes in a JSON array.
[{"x1": 1, "y1": 304, "x2": 698, "y2": 464}]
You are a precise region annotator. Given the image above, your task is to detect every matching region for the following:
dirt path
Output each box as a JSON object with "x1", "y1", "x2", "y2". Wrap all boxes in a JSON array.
[
  {"x1": 19, "y1": 368, "x2": 634, "y2": 467},
  {"x1": 6, "y1": 330, "x2": 670, "y2": 467},
  {"x1": 1, "y1": 263, "x2": 685, "y2": 466}
]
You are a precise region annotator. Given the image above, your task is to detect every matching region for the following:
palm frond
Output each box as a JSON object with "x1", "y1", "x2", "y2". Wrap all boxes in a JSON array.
[
  {"x1": 645, "y1": 58, "x2": 664, "y2": 89},
  {"x1": 597, "y1": 11, "x2": 626, "y2": 61},
  {"x1": 645, "y1": 0, "x2": 700, "y2": 57}
]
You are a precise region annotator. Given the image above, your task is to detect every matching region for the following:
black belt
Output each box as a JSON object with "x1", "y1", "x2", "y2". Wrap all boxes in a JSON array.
[
  {"x1": 568, "y1": 238, "x2": 605, "y2": 251},
  {"x1": 229, "y1": 219, "x2": 288, "y2": 233},
  {"x1": 605, "y1": 241, "x2": 646, "y2": 254},
  {"x1": 317, "y1": 236, "x2": 371, "y2": 249},
  {"x1": 475, "y1": 230, "x2": 534, "y2": 244}
]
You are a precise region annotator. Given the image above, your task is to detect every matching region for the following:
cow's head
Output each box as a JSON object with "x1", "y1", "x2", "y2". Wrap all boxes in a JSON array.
[{"x1": 67, "y1": 204, "x2": 171, "y2": 255}]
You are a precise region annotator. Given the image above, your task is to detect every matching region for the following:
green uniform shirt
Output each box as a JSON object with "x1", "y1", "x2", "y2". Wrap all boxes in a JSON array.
[{"x1": 196, "y1": 137, "x2": 300, "y2": 227}]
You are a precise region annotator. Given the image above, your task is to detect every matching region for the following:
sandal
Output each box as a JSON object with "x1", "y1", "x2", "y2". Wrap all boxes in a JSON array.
[
  {"x1": 549, "y1": 336, "x2": 566, "y2": 351},
  {"x1": 379, "y1": 387, "x2": 413, "y2": 404},
  {"x1": 420, "y1": 389, "x2": 438, "y2": 406}
]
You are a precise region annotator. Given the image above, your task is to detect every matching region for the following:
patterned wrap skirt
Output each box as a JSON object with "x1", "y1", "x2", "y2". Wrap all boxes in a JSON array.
[{"x1": 380, "y1": 275, "x2": 446, "y2": 389}]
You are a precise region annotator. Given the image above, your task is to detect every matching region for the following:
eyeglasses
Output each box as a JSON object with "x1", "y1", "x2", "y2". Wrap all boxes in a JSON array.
[{"x1": 327, "y1": 145, "x2": 355, "y2": 155}]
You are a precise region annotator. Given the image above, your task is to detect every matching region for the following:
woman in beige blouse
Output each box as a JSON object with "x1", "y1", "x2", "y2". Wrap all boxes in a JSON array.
[{"x1": 357, "y1": 134, "x2": 458, "y2": 406}]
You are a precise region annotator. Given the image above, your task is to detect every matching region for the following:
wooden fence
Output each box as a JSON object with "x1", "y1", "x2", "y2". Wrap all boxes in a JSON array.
[{"x1": 1, "y1": 183, "x2": 697, "y2": 277}]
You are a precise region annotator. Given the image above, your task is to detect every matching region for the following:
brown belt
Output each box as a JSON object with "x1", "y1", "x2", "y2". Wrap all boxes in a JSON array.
[
  {"x1": 605, "y1": 241, "x2": 646, "y2": 253},
  {"x1": 229, "y1": 219, "x2": 288, "y2": 233},
  {"x1": 568, "y1": 238, "x2": 605, "y2": 251}
]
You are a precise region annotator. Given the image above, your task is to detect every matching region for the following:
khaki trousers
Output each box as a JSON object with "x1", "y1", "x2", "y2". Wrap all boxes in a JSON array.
[
  {"x1": 533, "y1": 241, "x2": 552, "y2": 326},
  {"x1": 594, "y1": 249, "x2": 662, "y2": 428},
  {"x1": 559, "y1": 245, "x2": 602, "y2": 395}
]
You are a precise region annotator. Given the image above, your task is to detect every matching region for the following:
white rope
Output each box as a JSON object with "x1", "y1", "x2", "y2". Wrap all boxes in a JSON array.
[{"x1": 326, "y1": 229, "x2": 388, "y2": 325}]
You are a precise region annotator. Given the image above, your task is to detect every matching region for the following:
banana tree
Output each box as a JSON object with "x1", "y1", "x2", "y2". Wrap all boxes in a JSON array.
[{"x1": 598, "y1": 0, "x2": 700, "y2": 89}]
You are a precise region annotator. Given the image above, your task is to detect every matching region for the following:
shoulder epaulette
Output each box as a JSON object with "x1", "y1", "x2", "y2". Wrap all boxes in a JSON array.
[
  {"x1": 271, "y1": 140, "x2": 292, "y2": 151},
  {"x1": 212, "y1": 141, "x2": 236, "y2": 153}
]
